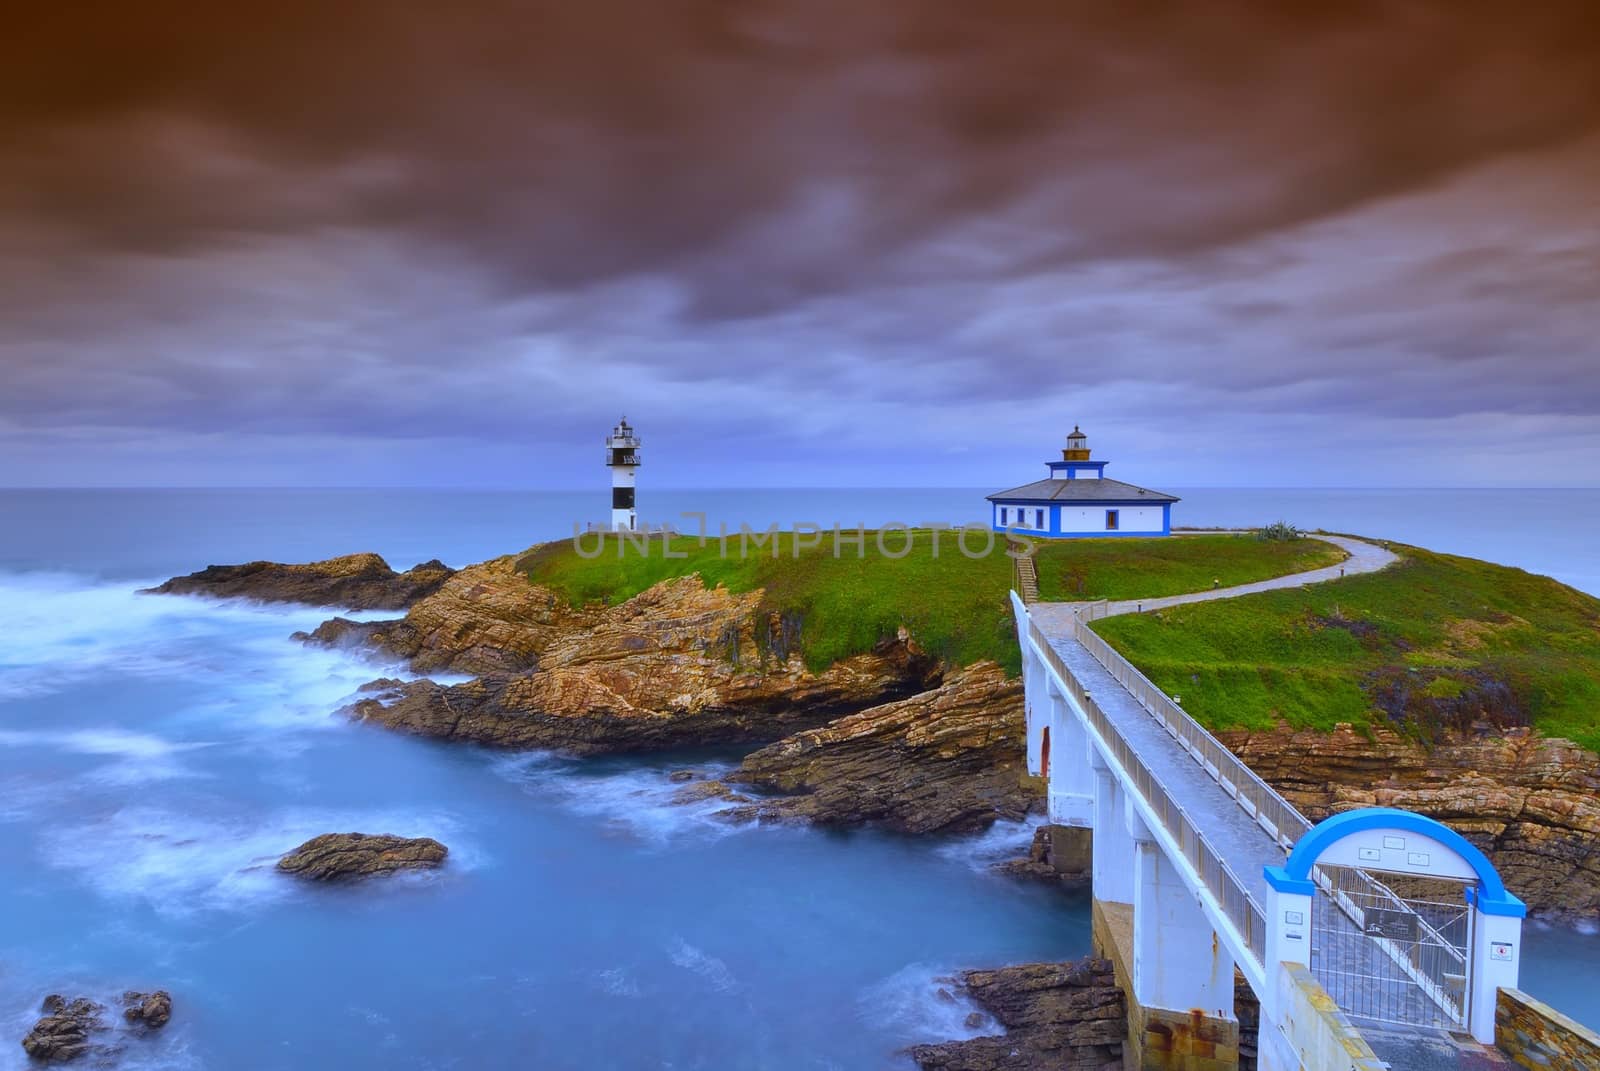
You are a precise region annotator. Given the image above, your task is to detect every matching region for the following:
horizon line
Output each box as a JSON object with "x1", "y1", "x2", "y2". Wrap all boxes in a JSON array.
[{"x1": 3, "y1": 484, "x2": 1600, "y2": 493}]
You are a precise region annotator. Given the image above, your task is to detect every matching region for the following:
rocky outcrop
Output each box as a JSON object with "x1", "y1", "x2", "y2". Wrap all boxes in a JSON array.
[
  {"x1": 907, "y1": 959, "x2": 1125, "y2": 1071},
  {"x1": 323, "y1": 569, "x2": 1021, "y2": 824},
  {"x1": 120, "y1": 991, "x2": 171, "y2": 1031},
  {"x1": 21, "y1": 996, "x2": 107, "y2": 1063},
  {"x1": 713, "y1": 663, "x2": 1038, "y2": 834},
  {"x1": 348, "y1": 576, "x2": 941, "y2": 754},
  {"x1": 1220, "y1": 723, "x2": 1600, "y2": 921},
  {"x1": 277, "y1": 833, "x2": 448, "y2": 881},
  {"x1": 312, "y1": 557, "x2": 598, "y2": 675},
  {"x1": 145, "y1": 553, "x2": 455, "y2": 610}
]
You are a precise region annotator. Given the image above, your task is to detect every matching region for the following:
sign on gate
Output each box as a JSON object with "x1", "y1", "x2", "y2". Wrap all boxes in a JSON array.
[{"x1": 1363, "y1": 908, "x2": 1419, "y2": 942}]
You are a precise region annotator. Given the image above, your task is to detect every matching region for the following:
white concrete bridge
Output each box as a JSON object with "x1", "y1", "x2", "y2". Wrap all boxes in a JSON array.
[{"x1": 1012, "y1": 535, "x2": 1526, "y2": 1070}]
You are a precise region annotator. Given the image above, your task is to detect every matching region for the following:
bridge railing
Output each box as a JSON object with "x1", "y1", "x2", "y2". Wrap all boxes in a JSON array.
[
  {"x1": 1026, "y1": 616, "x2": 1269, "y2": 962},
  {"x1": 1033, "y1": 601, "x2": 1464, "y2": 1024},
  {"x1": 1064, "y1": 612, "x2": 1312, "y2": 850}
]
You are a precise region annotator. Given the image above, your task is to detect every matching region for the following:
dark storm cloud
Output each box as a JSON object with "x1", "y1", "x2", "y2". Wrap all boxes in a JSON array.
[
  {"x1": 6, "y1": 2, "x2": 1600, "y2": 301},
  {"x1": 1, "y1": 1, "x2": 1598, "y2": 485}
]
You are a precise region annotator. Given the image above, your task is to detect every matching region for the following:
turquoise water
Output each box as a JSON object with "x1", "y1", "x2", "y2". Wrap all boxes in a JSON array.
[
  {"x1": 0, "y1": 571, "x2": 1087, "y2": 1069},
  {"x1": 0, "y1": 488, "x2": 1595, "y2": 1068}
]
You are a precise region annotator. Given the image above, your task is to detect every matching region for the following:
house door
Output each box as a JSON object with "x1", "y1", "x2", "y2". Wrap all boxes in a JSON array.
[{"x1": 1040, "y1": 727, "x2": 1050, "y2": 779}]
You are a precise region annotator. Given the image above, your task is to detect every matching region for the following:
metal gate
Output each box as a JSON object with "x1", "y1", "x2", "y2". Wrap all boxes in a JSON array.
[{"x1": 1308, "y1": 865, "x2": 1472, "y2": 1030}]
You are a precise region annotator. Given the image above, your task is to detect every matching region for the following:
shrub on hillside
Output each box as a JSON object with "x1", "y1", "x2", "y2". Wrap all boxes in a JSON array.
[{"x1": 1257, "y1": 521, "x2": 1303, "y2": 542}]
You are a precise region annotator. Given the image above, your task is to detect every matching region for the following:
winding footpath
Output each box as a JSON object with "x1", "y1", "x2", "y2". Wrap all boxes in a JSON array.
[
  {"x1": 1093, "y1": 532, "x2": 1401, "y2": 618},
  {"x1": 1030, "y1": 532, "x2": 1398, "y2": 638}
]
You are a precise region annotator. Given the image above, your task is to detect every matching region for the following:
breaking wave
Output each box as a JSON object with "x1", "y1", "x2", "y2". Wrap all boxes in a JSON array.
[
  {"x1": 37, "y1": 804, "x2": 476, "y2": 915},
  {"x1": 858, "y1": 963, "x2": 999, "y2": 1047},
  {"x1": 487, "y1": 753, "x2": 763, "y2": 848}
]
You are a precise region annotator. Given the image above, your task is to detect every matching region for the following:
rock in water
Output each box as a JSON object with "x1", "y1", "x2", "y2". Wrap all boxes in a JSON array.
[
  {"x1": 277, "y1": 833, "x2": 448, "y2": 881},
  {"x1": 142, "y1": 553, "x2": 454, "y2": 610},
  {"x1": 121, "y1": 990, "x2": 172, "y2": 1030},
  {"x1": 21, "y1": 996, "x2": 107, "y2": 1063},
  {"x1": 907, "y1": 959, "x2": 1125, "y2": 1071},
  {"x1": 992, "y1": 825, "x2": 1093, "y2": 888}
]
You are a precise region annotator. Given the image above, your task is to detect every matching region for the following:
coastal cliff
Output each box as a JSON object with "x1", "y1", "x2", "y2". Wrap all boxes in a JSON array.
[
  {"x1": 719, "y1": 662, "x2": 1037, "y2": 834},
  {"x1": 304, "y1": 557, "x2": 596, "y2": 675},
  {"x1": 346, "y1": 570, "x2": 943, "y2": 754},
  {"x1": 1221, "y1": 723, "x2": 1600, "y2": 922},
  {"x1": 147, "y1": 536, "x2": 1600, "y2": 918}
]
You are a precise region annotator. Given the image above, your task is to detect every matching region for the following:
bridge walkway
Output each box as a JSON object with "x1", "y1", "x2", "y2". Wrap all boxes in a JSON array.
[
  {"x1": 1032, "y1": 600, "x2": 1285, "y2": 918},
  {"x1": 1023, "y1": 533, "x2": 1506, "y2": 1064}
]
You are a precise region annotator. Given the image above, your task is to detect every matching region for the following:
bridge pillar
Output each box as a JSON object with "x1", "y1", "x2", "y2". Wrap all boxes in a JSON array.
[
  {"x1": 1127, "y1": 814, "x2": 1239, "y2": 1071},
  {"x1": 1046, "y1": 690, "x2": 1095, "y2": 828},
  {"x1": 1022, "y1": 645, "x2": 1048, "y2": 777},
  {"x1": 1040, "y1": 688, "x2": 1095, "y2": 879},
  {"x1": 1090, "y1": 759, "x2": 1134, "y2": 905}
]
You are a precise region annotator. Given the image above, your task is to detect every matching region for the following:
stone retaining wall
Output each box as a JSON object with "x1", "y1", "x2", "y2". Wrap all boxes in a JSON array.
[{"x1": 1496, "y1": 988, "x2": 1600, "y2": 1071}]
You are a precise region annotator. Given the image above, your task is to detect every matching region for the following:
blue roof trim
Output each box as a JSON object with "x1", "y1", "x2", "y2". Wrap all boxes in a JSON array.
[
  {"x1": 1264, "y1": 807, "x2": 1526, "y2": 917},
  {"x1": 988, "y1": 497, "x2": 1173, "y2": 507}
]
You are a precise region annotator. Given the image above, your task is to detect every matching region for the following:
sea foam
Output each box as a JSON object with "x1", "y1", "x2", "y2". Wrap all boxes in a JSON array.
[
  {"x1": 858, "y1": 962, "x2": 1001, "y2": 1046},
  {"x1": 487, "y1": 753, "x2": 762, "y2": 848},
  {"x1": 38, "y1": 804, "x2": 474, "y2": 915}
]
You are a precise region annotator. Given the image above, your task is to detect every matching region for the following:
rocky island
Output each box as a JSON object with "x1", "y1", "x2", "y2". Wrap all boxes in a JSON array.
[
  {"x1": 135, "y1": 529, "x2": 1600, "y2": 1067},
  {"x1": 147, "y1": 532, "x2": 1600, "y2": 922}
]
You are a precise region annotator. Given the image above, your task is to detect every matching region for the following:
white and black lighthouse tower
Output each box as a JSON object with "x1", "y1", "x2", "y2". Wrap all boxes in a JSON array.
[{"x1": 605, "y1": 417, "x2": 640, "y2": 531}]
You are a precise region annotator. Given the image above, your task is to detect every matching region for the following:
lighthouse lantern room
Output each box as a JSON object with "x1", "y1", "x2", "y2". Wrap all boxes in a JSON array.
[{"x1": 605, "y1": 417, "x2": 641, "y2": 531}]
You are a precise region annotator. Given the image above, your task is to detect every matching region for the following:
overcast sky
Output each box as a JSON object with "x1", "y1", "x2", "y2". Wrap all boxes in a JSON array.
[{"x1": 2, "y1": 2, "x2": 1597, "y2": 488}]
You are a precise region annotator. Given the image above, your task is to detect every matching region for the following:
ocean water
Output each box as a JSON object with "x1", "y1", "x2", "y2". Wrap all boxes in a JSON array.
[
  {"x1": 1, "y1": 486, "x2": 1595, "y2": 595},
  {"x1": 0, "y1": 487, "x2": 1595, "y2": 1068}
]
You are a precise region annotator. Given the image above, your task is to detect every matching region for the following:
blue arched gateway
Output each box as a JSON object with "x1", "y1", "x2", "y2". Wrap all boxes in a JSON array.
[{"x1": 1263, "y1": 807, "x2": 1524, "y2": 1044}]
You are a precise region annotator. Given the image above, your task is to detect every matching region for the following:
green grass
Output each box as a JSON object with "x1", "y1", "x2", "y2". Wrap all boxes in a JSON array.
[
  {"x1": 1033, "y1": 533, "x2": 1344, "y2": 601},
  {"x1": 1092, "y1": 545, "x2": 1600, "y2": 752},
  {"x1": 515, "y1": 529, "x2": 1348, "y2": 676}
]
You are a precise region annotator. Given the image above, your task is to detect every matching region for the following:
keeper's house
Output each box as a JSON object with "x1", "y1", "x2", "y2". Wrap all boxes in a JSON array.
[{"x1": 987, "y1": 426, "x2": 1178, "y2": 538}]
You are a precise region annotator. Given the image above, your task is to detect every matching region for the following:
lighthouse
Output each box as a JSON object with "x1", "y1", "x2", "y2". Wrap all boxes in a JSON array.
[
  {"x1": 985, "y1": 425, "x2": 1179, "y2": 537},
  {"x1": 605, "y1": 417, "x2": 640, "y2": 531}
]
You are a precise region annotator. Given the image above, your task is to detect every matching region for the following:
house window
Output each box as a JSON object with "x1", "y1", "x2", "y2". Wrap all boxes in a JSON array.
[
  {"x1": 1106, "y1": 510, "x2": 1120, "y2": 531},
  {"x1": 1000, "y1": 507, "x2": 1008, "y2": 526},
  {"x1": 1036, "y1": 509, "x2": 1045, "y2": 529}
]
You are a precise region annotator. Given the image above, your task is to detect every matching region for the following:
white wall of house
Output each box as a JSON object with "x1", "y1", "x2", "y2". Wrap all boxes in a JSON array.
[
  {"x1": 994, "y1": 503, "x2": 1050, "y2": 530},
  {"x1": 1058, "y1": 504, "x2": 1164, "y2": 534}
]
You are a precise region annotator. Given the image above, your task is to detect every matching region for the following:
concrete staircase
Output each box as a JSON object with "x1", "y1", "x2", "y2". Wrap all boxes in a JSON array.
[{"x1": 1012, "y1": 548, "x2": 1040, "y2": 604}]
